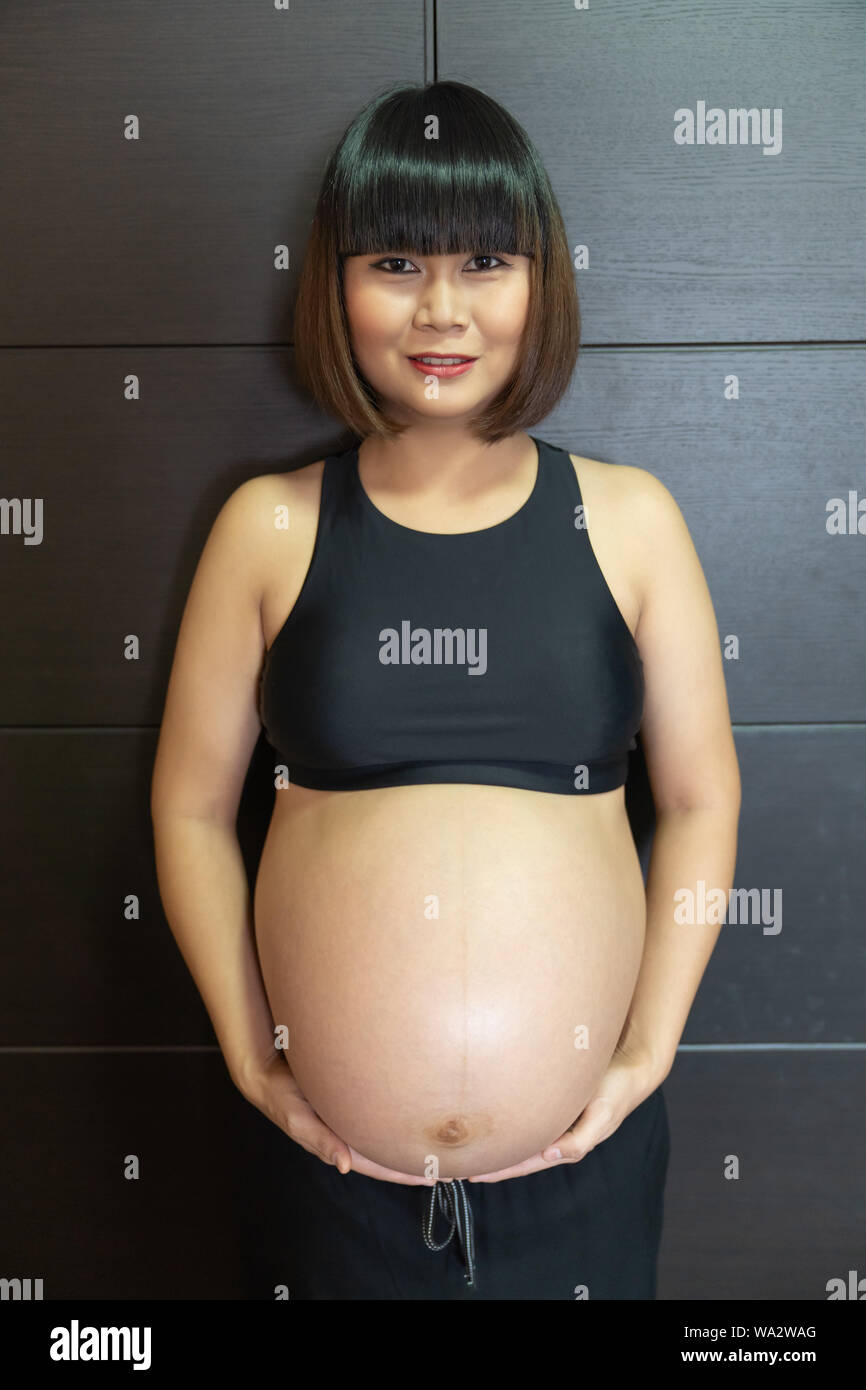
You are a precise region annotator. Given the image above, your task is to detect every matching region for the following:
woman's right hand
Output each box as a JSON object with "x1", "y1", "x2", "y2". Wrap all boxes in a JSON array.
[{"x1": 235, "y1": 1052, "x2": 432, "y2": 1186}]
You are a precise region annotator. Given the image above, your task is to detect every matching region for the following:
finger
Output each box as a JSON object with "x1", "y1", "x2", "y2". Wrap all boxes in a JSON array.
[
  {"x1": 293, "y1": 1113, "x2": 352, "y2": 1173},
  {"x1": 542, "y1": 1125, "x2": 593, "y2": 1163},
  {"x1": 543, "y1": 1115, "x2": 610, "y2": 1163},
  {"x1": 268, "y1": 1075, "x2": 354, "y2": 1173},
  {"x1": 323, "y1": 1135, "x2": 353, "y2": 1174},
  {"x1": 346, "y1": 1144, "x2": 433, "y2": 1185},
  {"x1": 468, "y1": 1154, "x2": 547, "y2": 1183},
  {"x1": 543, "y1": 1096, "x2": 616, "y2": 1162}
]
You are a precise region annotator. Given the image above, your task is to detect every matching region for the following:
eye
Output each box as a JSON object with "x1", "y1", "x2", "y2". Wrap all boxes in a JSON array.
[
  {"x1": 372, "y1": 257, "x2": 417, "y2": 274},
  {"x1": 466, "y1": 255, "x2": 508, "y2": 271}
]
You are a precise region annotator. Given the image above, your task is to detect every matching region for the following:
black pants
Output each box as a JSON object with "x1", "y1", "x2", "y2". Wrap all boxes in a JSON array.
[{"x1": 277, "y1": 1084, "x2": 670, "y2": 1300}]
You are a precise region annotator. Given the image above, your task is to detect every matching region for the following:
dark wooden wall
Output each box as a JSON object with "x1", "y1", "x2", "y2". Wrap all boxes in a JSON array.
[{"x1": 1, "y1": 0, "x2": 864, "y2": 1300}]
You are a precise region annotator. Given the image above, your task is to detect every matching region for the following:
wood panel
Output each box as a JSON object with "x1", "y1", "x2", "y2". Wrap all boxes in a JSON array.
[{"x1": 439, "y1": 0, "x2": 866, "y2": 341}]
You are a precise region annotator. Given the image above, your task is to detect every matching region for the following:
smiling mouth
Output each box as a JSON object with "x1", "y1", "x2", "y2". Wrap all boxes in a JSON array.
[{"x1": 408, "y1": 355, "x2": 477, "y2": 363}]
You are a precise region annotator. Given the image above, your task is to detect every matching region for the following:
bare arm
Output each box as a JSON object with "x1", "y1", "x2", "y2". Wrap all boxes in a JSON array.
[
  {"x1": 150, "y1": 477, "x2": 276, "y2": 1088},
  {"x1": 616, "y1": 468, "x2": 742, "y2": 1081}
]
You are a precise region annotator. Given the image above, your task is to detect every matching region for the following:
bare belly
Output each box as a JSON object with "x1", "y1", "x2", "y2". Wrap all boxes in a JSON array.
[{"x1": 253, "y1": 782, "x2": 646, "y2": 1180}]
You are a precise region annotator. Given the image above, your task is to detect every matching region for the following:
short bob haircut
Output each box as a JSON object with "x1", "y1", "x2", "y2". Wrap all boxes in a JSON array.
[{"x1": 292, "y1": 80, "x2": 580, "y2": 444}]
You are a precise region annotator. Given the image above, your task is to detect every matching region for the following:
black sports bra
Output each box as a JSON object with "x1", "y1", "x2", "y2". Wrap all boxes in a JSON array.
[{"x1": 258, "y1": 436, "x2": 643, "y2": 795}]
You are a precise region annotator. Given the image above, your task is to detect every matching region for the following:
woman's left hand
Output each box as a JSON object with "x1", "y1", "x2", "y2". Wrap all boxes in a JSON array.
[{"x1": 466, "y1": 1048, "x2": 664, "y2": 1183}]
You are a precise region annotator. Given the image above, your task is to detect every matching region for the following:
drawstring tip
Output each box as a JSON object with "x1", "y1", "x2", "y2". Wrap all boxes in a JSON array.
[{"x1": 422, "y1": 1177, "x2": 478, "y2": 1292}]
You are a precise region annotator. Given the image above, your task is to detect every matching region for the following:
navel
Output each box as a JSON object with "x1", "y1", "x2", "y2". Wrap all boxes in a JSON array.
[{"x1": 431, "y1": 1116, "x2": 471, "y2": 1147}]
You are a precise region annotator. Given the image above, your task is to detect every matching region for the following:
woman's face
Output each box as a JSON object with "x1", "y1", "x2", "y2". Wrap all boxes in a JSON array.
[{"x1": 341, "y1": 250, "x2": 531, "y2": 423}]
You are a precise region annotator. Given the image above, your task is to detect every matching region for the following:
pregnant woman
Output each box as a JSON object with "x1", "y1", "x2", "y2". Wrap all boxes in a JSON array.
[{"x1": 151, "y1": 80, "x2": 741, "y2": 1300}]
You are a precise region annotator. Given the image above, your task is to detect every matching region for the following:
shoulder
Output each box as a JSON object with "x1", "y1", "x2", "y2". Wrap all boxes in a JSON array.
[
  {"x1": 214, "y1": 458, "x2": 327, "y2": 541},
  {"x1": 196, "y1": 461, "x2": 327, "y2": 601},
  {"x1": 225, "y1": 457, "x2": 326, "y2": 516},
  {"x1": 567, "y1": 450, "x2": 675, "y2": 510},
  {"x1": 566, "y1": 451, "x2": 688, "y2": 544},
  {"x1": 565, "y1": 452, "x2": 700, "y2": 628}
]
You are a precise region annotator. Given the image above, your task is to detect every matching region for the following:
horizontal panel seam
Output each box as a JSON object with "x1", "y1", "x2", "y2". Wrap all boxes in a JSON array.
[
  {"x1": 4, "y1": 723, "x2": 866, "y2": 735},
  {"x1": 0, "y1": 1043, "x2": 864, "y2": 1055}
]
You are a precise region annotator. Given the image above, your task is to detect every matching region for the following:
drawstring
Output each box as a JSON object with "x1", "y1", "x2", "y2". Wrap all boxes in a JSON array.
[{"x1": 422, "y1": 1178, "x2": 477, "y2": 1289}]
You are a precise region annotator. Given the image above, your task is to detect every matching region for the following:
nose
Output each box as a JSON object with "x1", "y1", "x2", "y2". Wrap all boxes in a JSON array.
[{"x1": 413, "y1": 270, "x2": 469, "y2": 329}]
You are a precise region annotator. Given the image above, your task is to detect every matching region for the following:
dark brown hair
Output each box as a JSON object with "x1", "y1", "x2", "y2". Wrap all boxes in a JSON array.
[{"x1": 292, "y1": 80, "x2": 580, "y2": 444}]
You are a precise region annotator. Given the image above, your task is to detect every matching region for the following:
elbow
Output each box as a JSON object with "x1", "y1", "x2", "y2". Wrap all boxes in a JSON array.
[
  {"x1": 654, "y1": 741, "x2": 742, "y2": 816},
  {"x1": 150, "y1": 777, "x2": 239, "y2": 829},
  {"x1": 657, "y1": 790, "x2": 741, "y2": 818},
  {"x1": 655, "y1": 770, "x2": 742, "y2": 818}
]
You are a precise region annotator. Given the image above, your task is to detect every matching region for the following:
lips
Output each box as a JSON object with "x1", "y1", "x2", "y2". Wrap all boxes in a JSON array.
[{"x1": 406, "y1": 354, "x2": 478, "y2": 378}]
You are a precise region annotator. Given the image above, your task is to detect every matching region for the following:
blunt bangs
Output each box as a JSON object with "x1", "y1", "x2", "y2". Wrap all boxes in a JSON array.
[{"x1": 328, "y1": 84, "x2": 545, "y2": 264}]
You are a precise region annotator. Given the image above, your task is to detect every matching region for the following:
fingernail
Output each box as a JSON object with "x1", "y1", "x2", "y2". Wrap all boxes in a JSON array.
[{"x1": 546, "y1": 1148, "x2": 562, "y2": 1161}]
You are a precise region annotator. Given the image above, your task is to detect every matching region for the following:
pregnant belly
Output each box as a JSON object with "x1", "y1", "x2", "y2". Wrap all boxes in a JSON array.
[{"x1": 253, "y1": 783, "x2": 646, "y2": 1179}]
